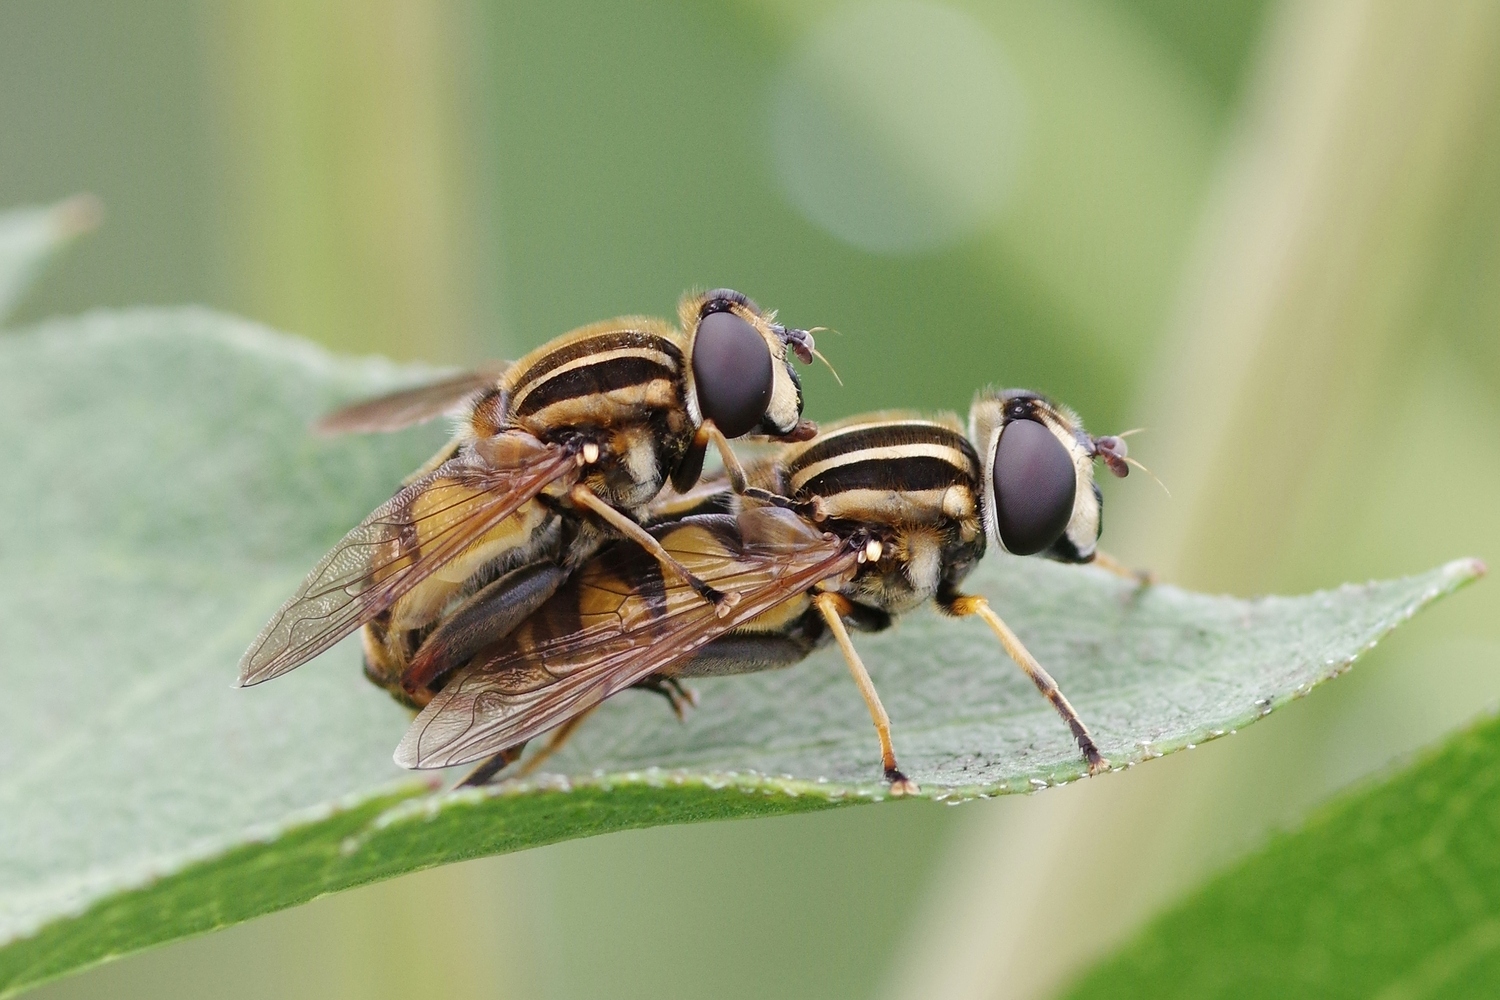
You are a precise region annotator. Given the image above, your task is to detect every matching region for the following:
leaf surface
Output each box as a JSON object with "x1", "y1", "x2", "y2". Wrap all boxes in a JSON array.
[{"x1": 0, "y1": 310, "x2": 1479, "y2": 995}]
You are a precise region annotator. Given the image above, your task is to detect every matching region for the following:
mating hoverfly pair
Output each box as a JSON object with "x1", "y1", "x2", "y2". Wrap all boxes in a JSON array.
[{"x1": 238, "y1": 290, "x2": 1140, "y2": 794}]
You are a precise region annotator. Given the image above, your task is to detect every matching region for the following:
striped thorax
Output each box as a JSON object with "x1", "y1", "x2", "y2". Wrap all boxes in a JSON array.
[{"x1": 765, "y1": 412, "x2": 985, "y2": 616}]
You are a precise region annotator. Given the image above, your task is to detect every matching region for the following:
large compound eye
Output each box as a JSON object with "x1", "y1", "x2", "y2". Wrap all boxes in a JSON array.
[
  {"x1": 993, "y1": 418, "x2": 1076, "y2": 555},
  {"x1": 693, "y1": 310, "x2": 773, "y2": 438}
]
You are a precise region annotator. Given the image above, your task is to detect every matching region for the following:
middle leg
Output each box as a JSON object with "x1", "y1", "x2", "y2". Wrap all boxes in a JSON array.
[{"x1": 813, "y1": 591, "x2": 918, "y2": 796}]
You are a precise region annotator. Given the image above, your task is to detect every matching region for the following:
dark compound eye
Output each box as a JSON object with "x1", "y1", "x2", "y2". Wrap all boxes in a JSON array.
[
  {"x1": 692, "y1": 310, "x2": 773, "y2": 438},
  {"x1": 993, "y1": 418, "x2": 1076, "y2": 556}
]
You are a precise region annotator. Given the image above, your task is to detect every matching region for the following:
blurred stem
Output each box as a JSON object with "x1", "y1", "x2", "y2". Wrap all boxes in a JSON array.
[
  {"x1": 1131, "y1": 0, "x2": 1500, "y2": 594},
  {"x1": 883, "y1": 2, "x2": 1500, "y2": 999},
  {"x1": 194, "y1": 6, "x2": 514, "y2": 999},
  {"x1": 201, "y1": 0, "x2": 492, "y2": 361}
]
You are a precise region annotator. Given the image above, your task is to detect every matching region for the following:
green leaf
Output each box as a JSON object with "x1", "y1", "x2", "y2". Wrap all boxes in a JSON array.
[
  {"x1": 0, "y1": 197, "x2": 100, "y2": 325},
  {"x1": 1063, "y1": 710, "x2": 1500, "y2": 1000},
  {"x1": 0, "y1": 309, "x2": 1480, "y2": 996}
]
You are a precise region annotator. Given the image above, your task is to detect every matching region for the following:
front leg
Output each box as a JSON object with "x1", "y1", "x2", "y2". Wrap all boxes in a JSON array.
[
  {"x1": 676, "y1": 420, "x2": 810, "y2": 515},
  {"x1": 1090, "y1": 550, "x2": 1155, "y2": 587},
  {"x1": 940, "y1": 588, "x2": 1107, "y2": 775}
]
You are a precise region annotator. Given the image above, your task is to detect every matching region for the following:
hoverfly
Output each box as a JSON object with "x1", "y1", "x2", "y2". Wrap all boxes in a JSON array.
[
  {"x1": 392, "y1": 391, "x2": 1135, "y2": 793},
  {"x1": 237, "y1": 289, "x2": 819, "y2": 694}
]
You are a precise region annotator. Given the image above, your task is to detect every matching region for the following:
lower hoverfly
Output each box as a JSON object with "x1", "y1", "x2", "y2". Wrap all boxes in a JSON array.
[
  {"x1": 392, "y1": 391, "x2": 1137, "y2": 793},
  {"x1": 237, "y1": 289, "x2": 820, "y2": 698}
]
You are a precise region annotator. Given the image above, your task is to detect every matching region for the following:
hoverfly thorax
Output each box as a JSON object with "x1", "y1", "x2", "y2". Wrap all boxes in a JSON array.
[
  {"x1": 467, "y1": 314, "x2": 689, "y2": 512},
  {"x1": 770, "y1": 412, "x2": 986, "y2": 615},
  {"x1": 969, "y1": 388, "x2": 1128, "y2": 563},
  {"x1": 680, "y1": 288, "x2": 814, "y2": 442}
]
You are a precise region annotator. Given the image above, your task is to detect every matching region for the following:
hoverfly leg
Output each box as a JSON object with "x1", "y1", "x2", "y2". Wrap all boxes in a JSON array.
[
  {"x1": 670, "y1": 432, "x2": 710, "y2": 494},
  {"x1": 942, "y1": 591, "x2": 1108, "y2": 775},
  {"x1": 678, "y1": 421, "x2": 807, "y2": 515},
  {"x1": 513, "y1": 705, "x2": 602, "y2": 778},
  {"x1": 812, "y1": 591, "x2": 919, "y2": 797},
  {"x1": 1090, "y1": 550, "x2": 1155, "y2": 587},
  {"x1": 701, "y1": 421, "x2": 819, "y2": 515},
  {"x1": 700, "y1": 421, "x2": 750, "y2": 494},
  {"x1": 458, "y1": 743, "x2": 528, "y2": 788},
  {"x1": 400, "y1": 562, "x2": 570, "y2": 695},
  {"x1": 739, "y1": 486, "x2": 827, "y2": 523},
  {"x1": 567, "y1": 484, "x2": 741, "y2": 615},
  {"x1": 637, "y1": 674, "x2": 699, "y2": 720}
]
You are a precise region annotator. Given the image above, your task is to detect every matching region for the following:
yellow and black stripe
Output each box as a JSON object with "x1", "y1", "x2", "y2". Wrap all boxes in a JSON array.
[
  {"x1": 777, "y1": 413, "x2": 981, "y2": 524},
  {"x1": 503, "y1": 321, "x2": 687, "y2": 428}
]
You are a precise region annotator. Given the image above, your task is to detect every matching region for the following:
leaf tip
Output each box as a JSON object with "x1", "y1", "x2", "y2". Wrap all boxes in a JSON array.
[
  {"x1": 52, "y1": 193, "x2": 104, "y2": 239},
  {"x1": 1446, "y1": 557, "x2": 1487, "y2": 584}
]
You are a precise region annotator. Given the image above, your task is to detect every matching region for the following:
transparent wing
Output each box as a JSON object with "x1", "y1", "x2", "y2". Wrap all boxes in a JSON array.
[
  {"x1": 238, "y1": 432, "x2": 577, "y2": 686},
  {"x1": 313, "y1": 364, "x2": 510, "y2": 435},
  {"x1": 395, "y1": 507, "x2": 859, "y2": 769}
]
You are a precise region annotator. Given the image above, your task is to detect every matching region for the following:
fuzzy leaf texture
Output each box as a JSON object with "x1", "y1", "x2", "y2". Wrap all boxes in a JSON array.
[{"x1": 0, "y1": 309, "x2": 1480, "y2": 996}]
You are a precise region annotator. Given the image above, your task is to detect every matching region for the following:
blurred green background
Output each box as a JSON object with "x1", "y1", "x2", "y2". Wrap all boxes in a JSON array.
[{"x1": 5, "y1": 1, "x2": 1498, "y2": 997}]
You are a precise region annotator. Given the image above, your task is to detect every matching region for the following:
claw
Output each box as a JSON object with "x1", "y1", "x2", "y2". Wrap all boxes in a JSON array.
[
  {"x1": 885, "y1": 768, "x2": 920, "y2": 797},
  {"x1": 1085, "y1": 748, "x2": 1110, "y2": 776},
  {"x1": 714, "y1": 589, "x2": 742, "y2": 618}
]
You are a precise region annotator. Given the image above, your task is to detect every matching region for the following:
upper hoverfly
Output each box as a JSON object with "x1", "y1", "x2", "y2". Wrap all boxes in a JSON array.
[
  {"x1": 236, "y1": 289, "x2": 820, "y2": 695},
  {"x1": 391, "y1": 390, "x2": 1138, "y2": 793}
]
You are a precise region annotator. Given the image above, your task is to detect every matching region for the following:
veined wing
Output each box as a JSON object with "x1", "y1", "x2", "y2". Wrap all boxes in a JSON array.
[
  {"x1": 238, "y1": 432, "x2": 577, "y2": 686},
  {"x1": 313, "y1": 363, "x2": 510, "y2": 435},
  {"x1": 395, "y1": 507, "x2": 860, "y2": 769}
]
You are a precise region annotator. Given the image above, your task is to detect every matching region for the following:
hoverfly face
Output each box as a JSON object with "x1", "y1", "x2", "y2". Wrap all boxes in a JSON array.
[
  {"x1": 969, "y1": 389, "x2": 1128, "y2": 563},
  {"x1": 681, "y1": 289, "x2": 814, "y2": 440}
]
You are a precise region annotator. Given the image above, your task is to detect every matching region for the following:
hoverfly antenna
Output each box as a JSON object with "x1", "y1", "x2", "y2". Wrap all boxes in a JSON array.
[
  {"x1": 810, "y1": 344, "x2": 843, "y2": 386},
  {"x1": 1093, "y1": 429, "x2": 1169, "y2": 494},
  {"x1": 1092, "y1": 434, "x2": 1131, "y2": 478},
  {"x1": 772, "y1": 323, "x2": 817, "y2": 366},
  {"x1": 1127, "y1": 455, "x2": 1171, "y2": 497}
]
